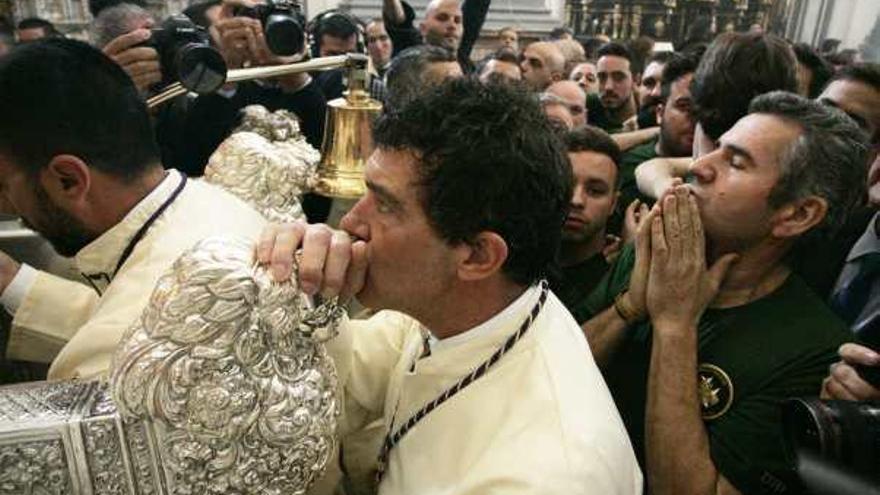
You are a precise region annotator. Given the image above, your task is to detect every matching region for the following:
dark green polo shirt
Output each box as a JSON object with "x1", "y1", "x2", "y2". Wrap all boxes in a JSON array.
[
  {"x1": 578, "y1": 245, "x2": 851, "y2": 494},
  {"x1": 551, "y1": 254, "x2": 610, "y2": 317},
  {"x1": 609, "y1": 138, "x2": 660, "y2": 236}
]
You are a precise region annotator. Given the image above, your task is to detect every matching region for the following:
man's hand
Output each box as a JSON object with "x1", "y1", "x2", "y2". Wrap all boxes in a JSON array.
[
  {"x1": 646, "y1": 186, "x2": 737, "y2": 330},
  {"x1": 255, "y1": 222, "x2": 368, "y2": 302},
  {"x1": 0, "y1": 250, "x2": 20, "y2": 295},
  {"x1": 622, "y1": 199, "x2": 649, "y2": 245},
  {"x1": 213, "y1": 12, "x2": 262, "y2": 70},
  {"x1": 103, "y1": 29, "x2": 162, "y2": 94},
  {"x1": 620, "y1": 199, "x2": 661, "y2": 320},
  {"x1": 821, "y1": 343, "x2": 880, "y2": 401}
]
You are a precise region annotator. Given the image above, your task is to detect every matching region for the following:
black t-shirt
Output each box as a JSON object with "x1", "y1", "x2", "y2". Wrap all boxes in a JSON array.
[{"x1": 579, "y1": 245, "x2": 852, "y2": 494}]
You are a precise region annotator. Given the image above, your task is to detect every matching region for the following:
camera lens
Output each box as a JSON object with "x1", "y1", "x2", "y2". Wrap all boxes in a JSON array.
[
  {"x1": 264, "y1": 14, "x2": 304, "y2": 56},
  {"x1": 176, "y1": 44, "x2": 227, "y2": 94}
]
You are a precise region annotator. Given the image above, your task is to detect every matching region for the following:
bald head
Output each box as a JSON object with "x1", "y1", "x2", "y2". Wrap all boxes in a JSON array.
[
  {"x1": 546, "y1": 80, "x2": 587, "y2": 127},
  {"x1": 520, "y1": 41, "x2": 565, "y2": 91},
  {"x1": 421, "y1": 0, "x2": 463, "y2": 52}
]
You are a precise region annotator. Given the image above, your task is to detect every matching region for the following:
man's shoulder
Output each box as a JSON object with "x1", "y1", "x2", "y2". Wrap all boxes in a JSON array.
[{"x1": 621, "y1": 138, "x2": 659, "y2": 166}]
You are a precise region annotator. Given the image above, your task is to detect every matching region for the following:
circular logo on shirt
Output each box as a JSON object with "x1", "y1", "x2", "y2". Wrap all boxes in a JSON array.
[{"x1": 698, "y1": 363, "x2": 734, "y2": 421}]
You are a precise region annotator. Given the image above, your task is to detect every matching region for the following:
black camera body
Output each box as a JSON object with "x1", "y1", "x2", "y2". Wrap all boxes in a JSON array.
[
  {"x1": 147, "y1": 14, "x2": 227, "y2": 94},
  {"x1": 782, "y1": 321, "x2": 880, "y2": 494},
  {"x1": 233, "y1": 0, "x2": 306, "y2": 56}
]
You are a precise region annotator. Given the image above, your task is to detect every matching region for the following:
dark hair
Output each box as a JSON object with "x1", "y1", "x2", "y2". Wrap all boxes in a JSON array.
[
  {"x1": 549, "y1": 26, "x2": 573, "y2": 40},
  {"x1": 475, "y1": 47, "x2": 519, "y2": 76},
  {"x1": 597, "y1": 41, "x2": 632, "y2": 63},
  {"x1": 373, "y1": 78, "x2": 572, "y2": 285},
  {"x1": 792, "y1": 43, "x2": 833, "y2": 98},
  {"x1": 313, "y1": 10, "x2": 360, "y2": 44},
  {"x1": 832, "y1": 62, "x2": 880, "y2": 92},
  {"x1": 385, "y1": 44, "x2": 457, "y2": 111},
  {"x1": 16, "y1": 17, "x2": 59, "y2": 36},
  {"x1": 577, "y1": 36, "x2": 606, "y2": 60},
  {"x1": 564, "y1": 126, "x2": 621, "y2": 187},
  {"x1": 750, "y1": 91, "x2": 868, "y2": 241},
  {"x1": 183, "y1": 0, "x2": 221, "y2": 29},
  {"x1": 691, "y1": 32, "x2": 797, "y2": 141},
  {"x1": 0, "y1": 38, "x2": 159, "y2": 181},
  {"x1": 659, "y1": 50, "x2": 701, "y2": 102}
]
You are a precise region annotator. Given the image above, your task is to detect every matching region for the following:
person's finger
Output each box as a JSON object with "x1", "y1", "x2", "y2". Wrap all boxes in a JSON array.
[
  {"x1": 823, "y1": 376, "x2": 859, "y2": 401},
  {"x1": 340, "y1": 240, "x2": 368, "y2": 303},
  {"x1": 298, "y1": 225, "x2": 333, "y2": 295},
  {"x1": 707, "y1": 253, "x2": 738, "y2": 296},
  {"x1": 123, "y1": 60, "x2": 162, "y2": 79},
  {"x1": 689, "y1": 194, "x2": 705, "y2": 261},
  {"x1": 320, "y1": 230, "x2": 353, "y2": 299},
  {"x1": 256, "y1": 223, "x2": 279, "y2": 264},
  {"x1": 111, "y1": 46, "x2": 159, "y2": 67},
  {"x1": 131, "y1": 71, "x2": 162, "y2": 92},
  {"x1": 650, "y1": 215, "x2": 667, "y2": 262},
  {"x1": 102, "y1": 29, "x2": 151, "y2": 57},
  {"x1": 830, "y1": 361, "x2": 880, "y2": 400},
  {"x1": 268, "y1": 222, "x2": 306, "y2": 281},
  {"x1": 839, "y1": 342, "x2": 880, "y2": 366},
  {"x1": 662, "y1": 192, "x2": 680, "y2": 261}
]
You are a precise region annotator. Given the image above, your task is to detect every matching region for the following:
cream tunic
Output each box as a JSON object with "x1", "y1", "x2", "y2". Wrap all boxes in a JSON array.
[
  {"x1": 338, "y1": 287, "x2": 643, "y2": 495},
  {"x1": 6, "y1": 171, "x2": 267, "y2": 380}
]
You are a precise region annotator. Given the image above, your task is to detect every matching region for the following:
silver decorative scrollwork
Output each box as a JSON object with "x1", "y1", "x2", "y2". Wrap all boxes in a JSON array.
[
  {"x1": 203, "y1": 105, "x2": 321, "y2": 223},
  {"x1": 111, "y1": 236, "x2": 341, "y2": 495}
]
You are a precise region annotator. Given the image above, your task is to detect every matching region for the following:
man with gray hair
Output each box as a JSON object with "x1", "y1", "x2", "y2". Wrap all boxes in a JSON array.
[
  {"x1": 578, "y1": 92, "x2": 867, "y2": 494},
  {"x1": 384, "y1": 44, "x2": 461, "y2": 111},
  {"x1": 91, "y1": 2, "x2": 160, "y2": 94}
]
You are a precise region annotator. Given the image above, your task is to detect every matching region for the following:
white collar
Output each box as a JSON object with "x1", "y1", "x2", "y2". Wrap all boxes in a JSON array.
[
  {"x1": 75, "y1": 170, "x2": 182, "y2": 278},
  {"x1": 426, "y1": 284, "x2": 540, "y2": 354}
]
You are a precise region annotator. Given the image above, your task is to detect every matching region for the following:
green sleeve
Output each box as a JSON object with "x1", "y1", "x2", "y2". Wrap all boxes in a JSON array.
[{"x1": 571, "y1": 243, "x2": 635, "y2": 323}]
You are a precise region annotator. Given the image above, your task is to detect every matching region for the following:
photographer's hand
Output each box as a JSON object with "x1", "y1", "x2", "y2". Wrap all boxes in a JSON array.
[
  {"x1": 103, "y1": 29, "x2": 161, "y2": 94},
  {"x1": 821, "y1": 343, "x2": 880, "y2": 401}
]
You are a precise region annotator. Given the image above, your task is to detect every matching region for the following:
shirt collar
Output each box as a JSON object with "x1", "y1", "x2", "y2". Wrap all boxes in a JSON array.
[
  {"x1": 75, "y1": 170, "x2": 181, "y2": 278},
  {"x1": 847, "y1": 211, "x2": 880, "y2": 263},
  {"x1": 426, "y1": 284, "x2": 541, "y2": 354}
]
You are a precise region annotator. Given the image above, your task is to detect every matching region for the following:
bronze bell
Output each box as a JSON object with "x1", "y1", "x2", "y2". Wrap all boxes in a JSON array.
[{"x1": 314, "y1": 56, "x2": 382, "y2": 198}]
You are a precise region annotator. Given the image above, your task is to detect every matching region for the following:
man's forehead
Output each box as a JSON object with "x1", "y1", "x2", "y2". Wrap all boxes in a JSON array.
[
  {"x1": 598, "y1": 56, "x2": 630, "y2": 72},
  {"x1": 569, "y1": 150, "x2": 616, "y2": 174},
  {"x1": 721, "y1": 113, "x2": 800, "y2": 160},
  {"x1": 643, "y1": 61, "x2": 664, "y2": 77},
  {"x1": 820, "y1": 79, "x2": 880, "y2": 130}
]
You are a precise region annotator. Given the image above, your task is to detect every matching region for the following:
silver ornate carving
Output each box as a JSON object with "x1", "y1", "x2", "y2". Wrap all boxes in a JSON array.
[
  {"x1": 0, "y1": 236, "x2": 343, "y2": 495},
  {"x1": 112, "y1": 236, "x2": 341, "y2": 495},
  {"x1": 204, "y1": 106, "x2": 321, "y2": 223}
]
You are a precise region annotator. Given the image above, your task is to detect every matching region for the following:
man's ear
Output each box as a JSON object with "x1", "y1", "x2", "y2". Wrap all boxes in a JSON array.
[
  {"x1": 418, "y1": 21, "x2": 427, "y2": 37},
  {"x1": 770, "y1": 196, "x2": 828, "y2": 239},
  {"x1": 655, "y1": 103, "x2": 664, "y2": 126},
  {"x1": 40, "y1": 154, "x2": 91, "y2": 206},
  {"x1": 456, "y1": 231, "x2": 509, "y2": 282},
  {"x1": 551, "y1": 71, "x2": 563, "y2": 82}
]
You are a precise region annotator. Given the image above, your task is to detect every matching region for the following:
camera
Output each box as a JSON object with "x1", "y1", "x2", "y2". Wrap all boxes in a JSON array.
[
  {"x1": 148, "y1": 14, "x2": 227, "y2": 94},
  {"x1": 233, "y1": 0, "x2": 306, "y2": 56},
  {"x1": 782, "y1": 320, "x2": 880, "y2": 494}
]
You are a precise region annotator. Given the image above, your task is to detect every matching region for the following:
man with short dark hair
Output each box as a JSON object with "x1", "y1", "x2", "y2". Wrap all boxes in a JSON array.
[
  {"x1": 0, "y1": 39, "x2": 265, "y2": 379},
  {"x1": 259, "y1": 78, "x2": 642, "y2": 494},
  {"x1": 635, "y1": 51, "x2": 672, "y2": 128},
  {"x1": 16, "y1": 17, "x2": 60, "y2": 42},
  {"x1": 580, "y1": 92, "x2": 867, "y2": 494},
  {"x1": 366, "y1": 18, "x2": 393, "y2": 78},
  {"x1": 617, "y1": 52, "x2": 698, "y2": 219},
  {"x1": 553, "y1": 126, "x2": 620, "y2": 314},
  {"x1": 588, "y1": 42, "x2": 637, "y2": 133},
  {"x1": 476, "y1": 48, "x2": 520, "y2": 84}
]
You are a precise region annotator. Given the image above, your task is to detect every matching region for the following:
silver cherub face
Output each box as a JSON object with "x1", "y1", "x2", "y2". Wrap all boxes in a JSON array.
[{"x1": 111, "y1": 236, "x2": 342, "y2": 495}]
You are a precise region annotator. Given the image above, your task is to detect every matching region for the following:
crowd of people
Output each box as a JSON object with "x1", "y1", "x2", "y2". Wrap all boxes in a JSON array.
[{"x1": 0, "y1": 0, "x2": 878, "y2": 494}]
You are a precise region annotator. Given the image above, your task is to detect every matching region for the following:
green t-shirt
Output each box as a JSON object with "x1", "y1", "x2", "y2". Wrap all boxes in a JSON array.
[
  {"x1": 587, "y1": 93, "x2": 625, "y2": 134},
  {"x1": 580, "y1": 245, "x2": 852, "y2": 494},
  {"x1": 551, "y1": 254, "x2": 610, "y2": 316},
  {"x1": 609, "y1": 138, "x2": 660, "y2": 235}
]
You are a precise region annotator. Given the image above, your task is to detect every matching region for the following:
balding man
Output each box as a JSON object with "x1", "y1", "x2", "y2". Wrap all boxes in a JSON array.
[
  {"x1": 383, "y1": 0, "x2": 489, "y2": 72},
  {"x1": 521, "y1": 41, "x2": 565, "y2": 91},
  {"x1": 546, "y1": 80, "x2": 587, "y2": 127}
]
